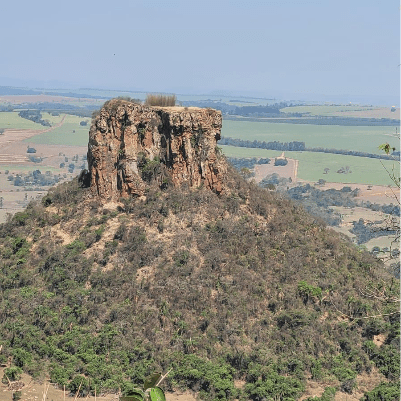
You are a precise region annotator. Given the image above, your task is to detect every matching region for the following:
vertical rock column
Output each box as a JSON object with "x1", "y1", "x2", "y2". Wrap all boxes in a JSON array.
[{"x1": 87, "y1": 99, "x2": 226, "y2": 201}]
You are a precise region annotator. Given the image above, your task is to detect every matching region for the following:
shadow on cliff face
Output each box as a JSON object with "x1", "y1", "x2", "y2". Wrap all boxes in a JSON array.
[{"x1": 78, "y1": 169, "x2": 91, "y2": 188}]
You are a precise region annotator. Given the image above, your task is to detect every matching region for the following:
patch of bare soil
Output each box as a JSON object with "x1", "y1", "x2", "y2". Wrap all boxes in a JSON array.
[
  {"x1": 373, "y1": 334, "x2": 386, "y2": 347},
  {"x1": 334, "y1": 367, "x2": 385, "y2": 400},
  {"x1": 0, "y1": 368, "x2": 116, "y2": 401},
  {"x1": 83, "y1": 217, "x2": 121, "y2": 258},
  {"x1": 299, "y1": 380, "x2": 326, "y2": 400},
  {"x1": 166, "y1": 390, "x2": 198, "y2": 401},
  {"x1": 299, "y1": 367, "x2": 385, "y2": 401}
]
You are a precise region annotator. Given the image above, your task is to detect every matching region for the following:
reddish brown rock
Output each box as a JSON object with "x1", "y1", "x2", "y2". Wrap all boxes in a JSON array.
[{"x1": 87, "y1": 99, "x2": 226, "y2": 200}]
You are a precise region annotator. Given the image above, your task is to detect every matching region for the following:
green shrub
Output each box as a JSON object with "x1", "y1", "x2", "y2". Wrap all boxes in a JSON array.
[
  {"x1": 171, "y1": 354, "x2": 237, "y2": 400},
  {"x1": 2, "y1": 367, "x2": 23, "y2": 383},
  {"x1": 0, "y1": 353, "x2": 7, "y2": 365},
  {"x1": 297, "y1": 281, "x2": 322, "y2": 304},
  {"x1": 50, "y1": 365, "x2": 72, "y2": 386},
  {"x1": 12, "y1": 348, "x2": 32, "y2": 367},
  {"x1": 95, "y1": 225, "x2": 105, "y2": 241},
  {"x1": 13, "y1": 212, "x2": 30, "y2": 226},
  {"x1": 11, "y1": 237, "x2": 30, "y2": 257},
  {"x1": 332, "y1": 366, "x2": 356, "y2": 382},
  {"x1": 68, "y1": 375, "x2": 89, "y2": 395},
  {"x1": 139, "y1": 157, "x2": 161, "y2": 182},
  {"x1": 361, "y1": 381, "x2": 400, "y2": 401},
  {"x1": 245, "y1": 369, "x2": 304, "y2": 401},
  {"x1": 66, "y1": 239, "x2": 86, "y2": 254},
  {"x1": 310, "y1": 360, "x2": 324, "y2": 380}
]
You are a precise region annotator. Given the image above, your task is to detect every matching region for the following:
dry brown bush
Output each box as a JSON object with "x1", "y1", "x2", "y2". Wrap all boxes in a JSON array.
[{"x1": 145, "y1": 94, "x2": 176, "y2": 107}]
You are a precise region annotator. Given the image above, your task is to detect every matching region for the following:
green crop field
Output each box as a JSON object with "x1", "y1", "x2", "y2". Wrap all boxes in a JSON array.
[
  {"x1": 292, "y1": 151, "x2": 398, "y2": 185},
  {"x1": 41, "y1": 112, "x2": 64, "y2": 125},
  {"x1": 0, "y1": 165, "x2": 61, "y2": 174},
  {"x1": 220, "y1": 145, "x2": 398, "y2": 186},
  {"x1": 0, "y1": 112, "x2": 44, "y2": 130},
  {"x1": 25, "y1": 115, "x2": 91, "y2": 146},
  {"x1": 221, "y1": 119, "x2": 399, "y2": 155}
]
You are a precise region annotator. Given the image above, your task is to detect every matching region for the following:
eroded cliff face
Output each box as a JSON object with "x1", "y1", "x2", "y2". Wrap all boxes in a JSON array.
[{"x1": 87, "y1": 99, "x2": 226, "y2": 200}]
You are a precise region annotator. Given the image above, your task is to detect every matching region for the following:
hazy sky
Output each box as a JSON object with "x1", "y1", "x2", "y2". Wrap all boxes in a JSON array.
[{"x1": 1, "y1": 0, "x2": 399, "y2": 104}]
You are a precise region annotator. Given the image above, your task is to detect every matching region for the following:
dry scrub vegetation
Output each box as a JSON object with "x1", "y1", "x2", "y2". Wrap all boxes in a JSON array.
[
  {"x1": 0, "y1": 165, "x2": 398, "y2": 400},
  {"x1": 145, "y1": 94, "x2": 176, "y2": 107}
]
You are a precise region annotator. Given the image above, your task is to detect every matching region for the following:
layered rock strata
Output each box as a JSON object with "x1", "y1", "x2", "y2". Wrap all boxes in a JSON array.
[{"x1": 87, "y1": 99, "x2": 226, "y2": 200}]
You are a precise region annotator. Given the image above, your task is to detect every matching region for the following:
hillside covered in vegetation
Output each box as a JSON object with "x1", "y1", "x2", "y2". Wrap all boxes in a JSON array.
[{"x1": 0, "y1": 162, "x2": 399, "y2": 400}]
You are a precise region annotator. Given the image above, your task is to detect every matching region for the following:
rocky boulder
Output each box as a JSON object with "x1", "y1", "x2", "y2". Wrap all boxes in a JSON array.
[{"x1": 87, "y1": 99, "x2": 226, "y2": 201}]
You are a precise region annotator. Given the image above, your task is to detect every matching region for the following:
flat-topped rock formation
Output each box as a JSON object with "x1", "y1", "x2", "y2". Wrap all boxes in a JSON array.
[{"x1": 87, "y1": 99, "x2": 226, "y2": 200}]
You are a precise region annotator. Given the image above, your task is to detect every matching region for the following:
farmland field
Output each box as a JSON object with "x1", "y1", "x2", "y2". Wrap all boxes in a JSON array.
[
  {"x1": 0, "y1": 94, "x2": 104, "y2": 108},
  {"x1": 25, "y1": 114, "x2": 91, "y2": 146},
  {"x1": 220, "y1": 145, "x2": 398, "y2": 186},
  {"x1": 0, "y1": 164, "x2": 61, "y2": 173},
  {"x1": 221, "y1": 120, "x2": 399, "y2": 155},
  {"x1": 281, "y1": 105, "x2": 371, "y2": 115},
  {"x1": 280, "y1": 105, "x2": 400, "y2": 119},
  {"x1": 41, "y1": 112, "x2": 65, "y2": 125},
  {"x1": 0, "y1": 112, "x2": 44, "y2": 130}
]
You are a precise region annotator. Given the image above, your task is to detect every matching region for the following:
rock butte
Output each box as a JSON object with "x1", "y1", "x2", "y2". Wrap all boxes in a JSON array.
[{"x1": 87, "y1": 99, "x2": 226, "y2": 201}]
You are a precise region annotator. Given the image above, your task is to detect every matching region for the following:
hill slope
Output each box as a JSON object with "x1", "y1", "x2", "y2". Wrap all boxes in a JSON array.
[
  {"x1": 0, "y1": 167, "x2": 398, "y2": 400},
  {"x1": 0, "y1": 97, "x2": 399, "y2": 401}
]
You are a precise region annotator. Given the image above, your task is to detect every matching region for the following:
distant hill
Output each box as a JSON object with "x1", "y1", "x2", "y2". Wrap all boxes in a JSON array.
[{"x1": 0, "y1": 86, "x2": 106, "y2": 99}]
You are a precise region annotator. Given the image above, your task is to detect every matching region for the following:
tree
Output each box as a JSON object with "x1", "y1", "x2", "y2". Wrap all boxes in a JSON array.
[
  {"x1": 2, "y1": 367, "x2": 22, "y2": 384},
  {"x1": 240, "y1": 167, "x2": 253, "y2": 179},
  {"x1": 323, "y1": 168, "x2": 330, "y2": 174}
]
